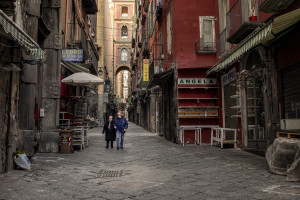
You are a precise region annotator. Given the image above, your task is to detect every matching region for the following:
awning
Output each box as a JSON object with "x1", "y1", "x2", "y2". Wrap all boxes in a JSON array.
[
  {"x1": 147, "y1": 69, "x2": 174, "y2": 89},
  {"x1": 207, "y1": 8, "x2": 300, "y2": 76},
  {"x1": 0, "y1": 9, "x2": 45, "y2": 61},
  {"x1": 61, "y1": 60, "x2": 90, "y2": 73}
]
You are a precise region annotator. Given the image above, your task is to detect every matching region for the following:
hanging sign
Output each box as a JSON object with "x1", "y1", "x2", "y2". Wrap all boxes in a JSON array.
[
  {"x1": 62, "y1": 49, "x2": 83, "y2": 61},
  {"x1": 143, "y1": 59, "x2": 149, "y2": 82},
  {"x1": 178, "y1": 78, "x2": 217, "y2": 85},
  {"x1": 221, "y1": 67, "x2": 236, "y2": 85}
]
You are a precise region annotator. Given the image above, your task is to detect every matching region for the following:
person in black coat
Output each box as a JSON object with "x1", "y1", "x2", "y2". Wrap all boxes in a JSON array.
[{"x1": 102, "y1": 116, "x2": 116, "y2": 148}]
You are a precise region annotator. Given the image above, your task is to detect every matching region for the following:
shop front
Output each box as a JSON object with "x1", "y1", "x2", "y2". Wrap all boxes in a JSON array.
[{"x1": 208, "y1": 8, "x2": 300, "y2": 151}]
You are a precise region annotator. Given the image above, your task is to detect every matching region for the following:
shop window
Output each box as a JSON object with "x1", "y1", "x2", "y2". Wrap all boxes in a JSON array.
[
  {"x1": 199, "y1": 16, "x2": 216, "y2": 51},
  {"x1": 121, "y1": 26, "x2": 128, "y2": 38},
  {"x1": 121, "y1": 49, "x2": 128, "y2": 61},
  {"x1": 122, "y1": 6, "x2": 128, "y2": 17}
]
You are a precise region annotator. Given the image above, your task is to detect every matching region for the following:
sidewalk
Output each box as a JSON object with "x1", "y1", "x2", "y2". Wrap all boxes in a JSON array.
[{"x1": 0, "y1": 123, "x2": 299, "y2": 200}]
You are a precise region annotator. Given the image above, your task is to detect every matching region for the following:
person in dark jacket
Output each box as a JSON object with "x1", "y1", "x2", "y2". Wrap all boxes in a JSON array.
[
  {"x1": 102, "y1": 116, "x2": 116, "y2": 148},
  {"x1": 114, "y1": 112, "x2": 128, "y2": 150}
]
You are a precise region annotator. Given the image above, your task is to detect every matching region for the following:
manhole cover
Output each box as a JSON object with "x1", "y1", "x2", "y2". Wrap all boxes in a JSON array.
[
  {"x1": 264, "y1": 185, "x2": 300, "y2": 195},
  {"x1": 98, "y1": 170, "x2": 123, "y2": 178}
]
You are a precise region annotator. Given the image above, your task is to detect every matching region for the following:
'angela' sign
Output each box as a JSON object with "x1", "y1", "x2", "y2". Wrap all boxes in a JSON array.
[{"x1": 178, "y1": 78, "x2": 217, "y2": 85}]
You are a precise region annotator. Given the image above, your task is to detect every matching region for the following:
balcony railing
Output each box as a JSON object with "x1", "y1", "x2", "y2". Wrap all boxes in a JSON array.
[
  {"x1": 258, "y1": 0, "x2": 296, "y2": 13},
  {"x1": 227, "y1": 0, "x2": 243, "y2": 39},
  {"x1": 226, "y1": 0, "x2": 261, "y2": 44},
  {"x1": 218, "y1": 28, "x2": 229, "y2": 57},
  {"x1": 195, "y1": 40, "x2": 216, "y2": 54}
]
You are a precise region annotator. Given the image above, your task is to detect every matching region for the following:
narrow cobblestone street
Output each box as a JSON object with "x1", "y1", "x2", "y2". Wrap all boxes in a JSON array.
[{"x1": 1, "y1": 123, "x2": 299, "y2": 200}]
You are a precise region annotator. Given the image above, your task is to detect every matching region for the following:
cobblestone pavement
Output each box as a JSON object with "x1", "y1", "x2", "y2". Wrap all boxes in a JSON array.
[{"x1": 1, "y1": 123, "x2": 300, "y2": 200}]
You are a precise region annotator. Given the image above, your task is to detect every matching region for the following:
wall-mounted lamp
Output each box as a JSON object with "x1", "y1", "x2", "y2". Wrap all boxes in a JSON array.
[{"x1": 99, "y1": 67, "x2": 103, "y2": 75}]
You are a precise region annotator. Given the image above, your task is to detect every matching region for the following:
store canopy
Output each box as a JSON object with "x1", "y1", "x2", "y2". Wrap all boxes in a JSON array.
[
  {"x1": 62, "y1": 72, "x2": 104, "y2": 86},
  {"x1": 0, "y1": 9, "x2": 45, "y2": 61},
  {"x1": 147, "y1": 69, "x2": 174, "y2": 89},
  {"x1": 207, "y1": 8, "x2": 300, "y2": 76},
  {"x1": 61, "y1": 60, "x2": 89, "y2": 73}
]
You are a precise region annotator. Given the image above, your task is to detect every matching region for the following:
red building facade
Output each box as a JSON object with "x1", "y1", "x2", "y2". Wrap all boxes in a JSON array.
[
  {"x1": 207, "y1": 0, "x2": 300, "y2": 152},
  {"x1": 130, "y1": 0, "x2": 220, "y2": 144}
]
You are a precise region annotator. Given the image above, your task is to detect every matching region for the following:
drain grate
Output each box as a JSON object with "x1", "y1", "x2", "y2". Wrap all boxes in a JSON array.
[{"x1": 98, "y1": 170, "x2": 123, "y2": 178}]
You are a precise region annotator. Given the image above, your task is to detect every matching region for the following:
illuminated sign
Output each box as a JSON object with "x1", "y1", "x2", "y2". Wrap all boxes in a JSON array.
[
  {"x1": 178, "y1": 78, "x2": 217, "y2": 85},
  {"x1": 62, "y1": 49, "x2": 83, "y2": 61},
  {"x1": 143, "y1": 59, "x2": 149, "y2": 82}
]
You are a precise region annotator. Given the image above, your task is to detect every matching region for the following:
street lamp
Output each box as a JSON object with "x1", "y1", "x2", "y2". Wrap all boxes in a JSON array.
[{"x1": 98, "y1": 67, "x2": 103, "y2": 75}]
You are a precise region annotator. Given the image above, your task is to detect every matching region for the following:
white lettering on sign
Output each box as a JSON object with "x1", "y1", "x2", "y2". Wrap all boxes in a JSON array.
[
  {"x1": 221, "y1": 68, "x2": 236, "y2": 85},
  {"x1": 178, "y1": 78, "x2": 217, "y2": 85}
]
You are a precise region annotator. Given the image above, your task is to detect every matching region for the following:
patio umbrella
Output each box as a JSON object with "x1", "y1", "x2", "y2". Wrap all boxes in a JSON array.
[{"x1": 62, "y1": 72, "x2": 104, "y2": 86}]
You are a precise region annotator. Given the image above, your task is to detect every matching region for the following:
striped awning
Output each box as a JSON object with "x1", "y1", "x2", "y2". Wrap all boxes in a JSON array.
[
  {"x1": 0, "y1": 9, "x2": 45, "y2": 61},
  {"x1": 207, "y1": 8, "x2": 300, "y2": 76}
]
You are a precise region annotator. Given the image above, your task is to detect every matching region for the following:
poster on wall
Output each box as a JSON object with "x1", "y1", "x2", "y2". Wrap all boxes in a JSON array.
[{"x1": 143, "y1": 59, "x2": 149, "y2": 82}]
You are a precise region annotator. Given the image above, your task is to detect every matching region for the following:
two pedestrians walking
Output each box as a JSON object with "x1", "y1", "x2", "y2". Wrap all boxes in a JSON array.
[{"x1": 102, "y1": 112, "x2": 128, "y2": 150}]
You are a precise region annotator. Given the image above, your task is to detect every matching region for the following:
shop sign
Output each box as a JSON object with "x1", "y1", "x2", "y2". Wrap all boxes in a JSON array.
[
  {"x1": 62, "y1": 49, "x2": 83, "y2": 61},
  {"x1": 221, "y1": 68, "x2": 236, "y2": 85},
  {"x1": 178, "y1": 78, "x2": 217, "y2": 85},
  {"x1": 143, "y1": 59, "x2": 149, "y2": 82}
]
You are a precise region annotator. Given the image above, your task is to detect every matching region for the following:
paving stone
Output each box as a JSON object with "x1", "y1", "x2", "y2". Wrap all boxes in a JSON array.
[{"x1": 0, "y1": 123, "x2": 299, "y2": 200}]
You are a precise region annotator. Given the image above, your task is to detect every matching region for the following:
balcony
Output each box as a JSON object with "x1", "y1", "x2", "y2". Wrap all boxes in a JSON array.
[
  {"x1": 258, "y1": 0, "x2": 296, "y2": 13},
  {"x1": 226, "y1": 0, "x2": 261, "y2": 44},
  {"x1": 82, "y1": 0, "x2": 97, "y2": 14},
  {"x1": 195, "y1": 40, "x2": 216, "y2": 54},
  {"x1": 218, "y1": 28, "x2": 230, "y2": 57}
]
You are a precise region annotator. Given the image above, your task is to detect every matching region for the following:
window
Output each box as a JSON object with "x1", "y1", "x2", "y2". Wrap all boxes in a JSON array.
[
  {"x1": 121, "y1": 49, "x2": 128, "y2": 61},
  {"x1": 122, "y1": 6, "x2": 128, "y2": 17},
  {"x1": 167, "y1": 9, "x2": 172, "y2": 54},
  {"x1": 199, "y1": 16, "x2": 216, "y2": 51},
  {"x1": 121, "y1": 26, "x2": 128, "y2": 38}
]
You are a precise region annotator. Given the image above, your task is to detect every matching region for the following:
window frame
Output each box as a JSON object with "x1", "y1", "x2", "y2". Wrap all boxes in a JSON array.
[
  {"x1": 121, "y1": 48, "x2": 128, "y2": 62},
  {"x1": 121, "y1": 25, "x2": 128, "y2": 38},
  {"x1": 199, "y1": 16, "x2": 216, "y2": 52},
  {"x1": 166, "y1": 8, "x2": 172, "y2": 55},
  {"x1": 121, "y1": 6, "x2": 129, "y2": 18}
]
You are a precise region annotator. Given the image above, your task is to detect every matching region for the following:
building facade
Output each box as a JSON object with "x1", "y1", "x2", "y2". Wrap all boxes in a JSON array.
[
  {"x1": 0, "y1": 0, "x2": 62, "y2": 173},
  {"x1": 207, "y1": 0, "x2": 300, "y2": 152},
  {"x1": 130, "y1": 0, "x2": 220, "y2": 143}
]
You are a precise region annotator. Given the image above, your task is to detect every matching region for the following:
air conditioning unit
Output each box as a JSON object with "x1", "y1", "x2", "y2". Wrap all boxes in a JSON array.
[{"x1": 280, "y1": 119, "x2": 300, "y2": 130}]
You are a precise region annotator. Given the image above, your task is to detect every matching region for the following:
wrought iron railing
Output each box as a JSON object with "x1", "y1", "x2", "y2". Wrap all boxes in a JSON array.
[
  {"x1": 219, "y1": 28, "x2": 229, "y2": 56},
  {"x1": 258, "y1": 0, "x2": 266, "y2": 7},
  {"x1": 226, "y1": 0, "x2": 242, "y2": 37},
  {"x1": 195, "y1": 40, "x2": 216, "y2": 53}
]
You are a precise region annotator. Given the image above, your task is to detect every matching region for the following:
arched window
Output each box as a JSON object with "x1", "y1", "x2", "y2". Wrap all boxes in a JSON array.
[
  {"x1": 121, "y1": 26, "x2": 128, "y2": 38},
  {"x1": 121, "y1": 49, "x2": 128, "y2": 61},
  {"x1": 122, "y1": 7, "x2": 128, "y2": 17}
]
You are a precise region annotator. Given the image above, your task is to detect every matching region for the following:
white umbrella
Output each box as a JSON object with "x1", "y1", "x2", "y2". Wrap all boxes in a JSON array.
[{"x1": 62, "y1": 72, "x2": 104, "y2": 86}]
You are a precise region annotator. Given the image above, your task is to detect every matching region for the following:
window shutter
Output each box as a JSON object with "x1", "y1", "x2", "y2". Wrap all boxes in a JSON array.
[{"x1": 199, "y1": 16, "x2": 215, "y2": 51}]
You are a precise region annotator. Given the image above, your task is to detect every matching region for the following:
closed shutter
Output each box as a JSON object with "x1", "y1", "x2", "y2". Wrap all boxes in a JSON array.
[
  {"x1": 224, "y1": 81, "x2": 238, "y2": 129},
  {"x1": 282, "y1": 63, "x2": 300, "y2": 119}
]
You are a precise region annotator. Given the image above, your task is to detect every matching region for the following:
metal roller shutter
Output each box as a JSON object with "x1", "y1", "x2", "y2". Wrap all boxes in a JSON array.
[
  {"x1": 224, "y1": 82, "x2": 238, "y2": 129},
  {"x1": 282, "y1": 63, "x2": 300, "y2": 119}
]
